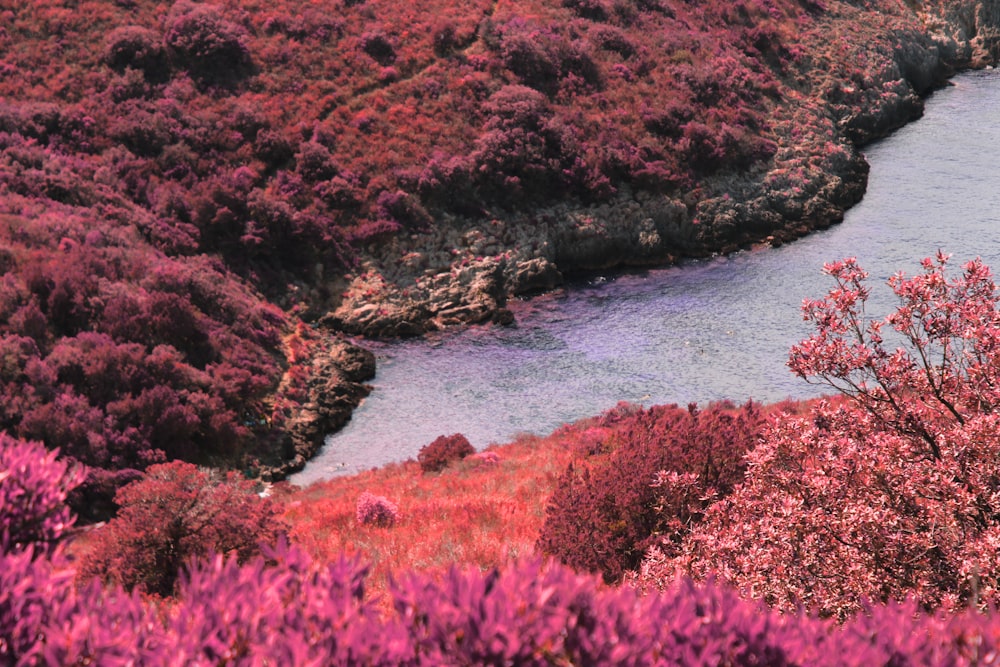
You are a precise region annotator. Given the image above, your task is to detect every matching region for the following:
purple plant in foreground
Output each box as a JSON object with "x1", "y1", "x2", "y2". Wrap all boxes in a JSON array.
[
  {"x1": 7, "y1": 540, "x2": 1000, "y2": 664},
  {"x1": 0, "y1": 436, "x2": 82, "y2": 555}
]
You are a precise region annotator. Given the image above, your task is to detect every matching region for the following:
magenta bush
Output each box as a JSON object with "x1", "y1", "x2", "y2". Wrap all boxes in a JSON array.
[
  {"x1": 470, "y1": 84, "x2": 592, "y2": 201},
  {"x1": 417, "y1": 433, "x2": 475, "y2": 473},
  {"x1": 355, "y1": 491, "x2": 399, "y2": 527},
  {"x1": 0, "y1": 436, "x2": 82, "y2": 555}
]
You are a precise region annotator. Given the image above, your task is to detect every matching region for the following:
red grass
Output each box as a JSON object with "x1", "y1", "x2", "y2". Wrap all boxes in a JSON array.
[
  {"x1": 279, "y1": 398, "x2": 818, "y2": 593},
  {"x1": 281, "y1": 431, "x2": 579, "y2": 590}
]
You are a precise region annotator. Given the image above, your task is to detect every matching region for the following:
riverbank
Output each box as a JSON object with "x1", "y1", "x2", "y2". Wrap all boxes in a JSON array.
[
  {"x1": 295, "y1": 65, "x2": 1000, "y2": 483},
  {"x1": 296, "y1": 0, "x2": 1000, "y2": 478},
  {"x1": 327, "y1": 0, "x2": 1000, "y2": 338}
]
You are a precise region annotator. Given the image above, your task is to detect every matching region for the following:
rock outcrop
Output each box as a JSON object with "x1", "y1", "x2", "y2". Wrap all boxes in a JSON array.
[{"x1": 263, "y1": 338, "x2": 376, "y2": 479}]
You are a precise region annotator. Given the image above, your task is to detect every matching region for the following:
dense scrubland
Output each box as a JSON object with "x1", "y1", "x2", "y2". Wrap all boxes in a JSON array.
[
  {"x1": 15, "y1": 250, "x2": 1000, "y2": 661},
  {"x1": 7, "y1": 0, "x2": 1000, "y2": 661}
]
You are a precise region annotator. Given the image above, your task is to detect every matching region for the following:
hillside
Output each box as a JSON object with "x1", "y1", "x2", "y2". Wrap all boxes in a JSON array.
[{"x1": 1, "y1": 0, "x2": 999, "y2": 497}]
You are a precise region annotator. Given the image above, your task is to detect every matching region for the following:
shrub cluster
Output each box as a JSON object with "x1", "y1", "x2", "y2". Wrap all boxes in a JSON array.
[
  {"x1": 0, "y1": 0, "x2": 949, "y2": 276},
  {"x1": 79, "y1": 460, "x2": 288, "y2": 597},
  {"x1": 102, "y1": 26, "x2": 169, "y2": 81},
  {"x1": 0, "y1": 213, "x2": 289, "y2": 516},
  {"x1": 488, "y1": 17, "x2": 600, "y2": 95},
  {"x1": 418, "y1": 433, "x2": 475, "y2": 473},
  {"x1": 537, "y1": 401, "x2": 765, "y2": 582}
]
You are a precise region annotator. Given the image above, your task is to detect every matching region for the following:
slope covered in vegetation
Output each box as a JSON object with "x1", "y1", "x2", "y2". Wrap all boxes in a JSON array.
[{"x1": 2, "y1": 0, "x2": 1000, "y2": 496}]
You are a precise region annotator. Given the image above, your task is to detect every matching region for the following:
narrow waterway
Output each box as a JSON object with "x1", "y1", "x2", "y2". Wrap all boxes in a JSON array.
[{"x1": 292, "y1": 69, "x2": 1000, "y2": 485}]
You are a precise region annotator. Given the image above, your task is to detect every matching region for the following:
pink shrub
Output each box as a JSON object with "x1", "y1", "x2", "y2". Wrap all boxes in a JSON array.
[
  {"x1": 643, "y1": 255, "x2": 1000, "y2": 617},
  {"x1": 355, "y1": 491, "x2": 399, "y2": 527},
  {"x1": 469, "y1": 451, "x2": 501, "y2": 466}
]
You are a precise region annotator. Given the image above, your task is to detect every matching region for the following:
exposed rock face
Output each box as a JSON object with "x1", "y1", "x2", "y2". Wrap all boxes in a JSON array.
[
  {"x1": 326, "y1": 150, "x2": 870, "y2": 337},
  {"x1": 264, "y1": 338, "x2": 375, "y2": 479}
]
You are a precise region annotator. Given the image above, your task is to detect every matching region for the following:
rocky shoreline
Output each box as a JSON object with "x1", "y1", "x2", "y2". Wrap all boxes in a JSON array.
[
  {"x1": 275, "y1": 0, "x2": 1000, "y2": 478},
  {"x1": 322, "y1": 1, "x2": 998, "y2": 341}
]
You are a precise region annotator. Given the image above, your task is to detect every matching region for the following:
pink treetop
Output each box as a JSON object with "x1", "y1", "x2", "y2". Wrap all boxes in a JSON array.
[
  {"x1": 639, "y1": 254, "x2": 1000, "y2": 617},
  {"x1": 789, "y1": 252, "x2": 1000, "y2": 458}
]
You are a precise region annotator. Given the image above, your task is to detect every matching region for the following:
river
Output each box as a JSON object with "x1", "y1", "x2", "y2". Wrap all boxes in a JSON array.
[{"x1": 292, "y1": 68, "x2": 1000, "y2": 485}]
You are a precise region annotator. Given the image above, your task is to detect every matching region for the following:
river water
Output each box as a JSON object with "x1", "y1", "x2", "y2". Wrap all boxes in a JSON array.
[{"x1": 292, "y1": 69, "x2": 1000, "y2": 485}]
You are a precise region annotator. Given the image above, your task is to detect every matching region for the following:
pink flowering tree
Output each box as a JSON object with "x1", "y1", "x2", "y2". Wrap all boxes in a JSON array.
[
  {"x1": 638, "y1": 254, "x2": 1000, "y2": 617},
  {"x1": 789, "y1": 252, "x2": 1000, "y2": 457}
]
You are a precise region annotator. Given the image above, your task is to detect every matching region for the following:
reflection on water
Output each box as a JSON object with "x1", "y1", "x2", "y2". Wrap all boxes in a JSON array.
[{"x1": 292, "y1": 70, "x2": 1000, "y2": 485}]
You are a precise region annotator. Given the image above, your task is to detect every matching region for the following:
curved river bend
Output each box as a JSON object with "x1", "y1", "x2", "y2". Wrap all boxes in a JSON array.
[{"x1": 293, "y1": 69, "x2": 1000, "y2": 485}]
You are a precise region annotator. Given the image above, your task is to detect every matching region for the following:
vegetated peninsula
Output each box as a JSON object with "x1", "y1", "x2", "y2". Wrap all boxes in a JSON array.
[{"x1": 1, "y1": 0, "x2": 998, "y2": 496}]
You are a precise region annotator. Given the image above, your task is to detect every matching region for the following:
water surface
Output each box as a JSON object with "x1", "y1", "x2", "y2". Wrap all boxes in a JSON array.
[{"x1": 293, "y1": 69, "x2": 1000, "y2": 485}]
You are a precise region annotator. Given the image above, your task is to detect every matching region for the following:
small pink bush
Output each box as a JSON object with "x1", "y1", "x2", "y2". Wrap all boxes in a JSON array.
[
  {"x1": 470, "y1": 451, "x2": 501, "y2": 466},
  {"x1": 356, "y1": 492, "x2": 399, "y2": 527}
]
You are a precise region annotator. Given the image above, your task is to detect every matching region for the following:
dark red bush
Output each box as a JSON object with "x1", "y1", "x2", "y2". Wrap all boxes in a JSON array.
[
  {"x1": 375, "y1": 190, "x2": 431, "y2": 231},
  {"x1": 563, "y1": 0, "x2": 610, "y2": 21},
  {"x1": 164, "y1": 2, "x2": 252, "y2": 81},
  {"x1": 360, "y1": 31, "x2": 396, "y2": 65},
  {"x1": 103, "y1": 26, "x2": 169, "y2": 81},
  {"x1": 418, "y1": 433, "x2": 475, "y2": 473},
  {"x1": 295, "y1": 141, "x2": 341, "y2": 182},
  {"x1": 80, "y1": 461, "x2": 287, "y2": 597},
  {"x1": 592, "y1": 26, "x2": 636, "y2": 57},
  {"x1": 537, "y1": 401, "x2": 765, "y2": 582},
  {"x1": 431, "y1": 22, "x2": 459, "y2": 57}
]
